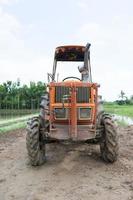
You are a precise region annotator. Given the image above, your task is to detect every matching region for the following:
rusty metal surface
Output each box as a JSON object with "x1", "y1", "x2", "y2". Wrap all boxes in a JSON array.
[
  {"x1": 54, "y1": 46, "x2": 85, "y2": 62},
  {"x1": 55, "y1": 45, "x2": 85, "y2": 55},
  {"x1": 77, "y1": 125, "x2": 95, "y2": 140},
  {"x1": 49, "y1": 124, "x2": 95, "y2": 141},
  {"x1": 49, "y1": 125, "x2": 70, "y2": 140}
]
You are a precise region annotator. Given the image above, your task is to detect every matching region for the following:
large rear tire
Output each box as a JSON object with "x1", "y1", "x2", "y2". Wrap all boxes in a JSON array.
[
  {"x1": 26, "y1": 117, "x2": 46, "y2": 166},
  {"x1": 100, "y1": 114, "x2": 118, "y2": 163}
]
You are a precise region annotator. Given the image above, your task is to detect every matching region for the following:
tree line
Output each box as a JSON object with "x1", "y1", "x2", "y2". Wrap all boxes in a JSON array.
[{"x1": 0, "y1": 80, "x2": 46, "y2": 109}]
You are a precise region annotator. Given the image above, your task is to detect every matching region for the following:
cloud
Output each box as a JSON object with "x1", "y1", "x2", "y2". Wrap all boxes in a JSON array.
[
  {"x1": 0, "y1": 0, "x2": 9, "y2": 4},
  {"x1": 0, "y1": 55, "x2": 52, "y2": 84},
  {"x1": 74, "y1": 21, "x2": 133, "y2": 100},
  {"x1": 77, "y1": 0, "x2": 88, "y2": 10},
  {"x1": 0, "y1": 6, "x2": 51, "y2": 85},
  {"x1": 0, "y1": 0, "x2": 18, "y2": 5},
  {"x1": 0, "y1": 6, "x2": 24, "y2": 59},
  {"x1": 0, "y1": 6, "x2": 22, "y2": 37}
]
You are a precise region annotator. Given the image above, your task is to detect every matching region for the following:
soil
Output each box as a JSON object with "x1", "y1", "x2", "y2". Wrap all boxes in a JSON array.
[{"x1": 0, "y1": 126, "x2": 133, "y2": 200}]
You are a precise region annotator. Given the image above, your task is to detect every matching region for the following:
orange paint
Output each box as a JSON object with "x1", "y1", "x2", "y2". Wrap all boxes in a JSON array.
[{"x1": 48, "y1": 81, "x2": 98, "y2": 139}]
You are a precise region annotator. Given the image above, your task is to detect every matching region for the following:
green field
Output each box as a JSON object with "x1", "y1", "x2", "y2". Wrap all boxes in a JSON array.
[
  {"x1": 0, "y1": 113, "x2": 38, "y2": 134},
  {"x1": 0, "y1": 109, "x2": 38, "y2": 119},
  {"x1": 104, "y1": 103, "x2": 133, "y2": 118}
]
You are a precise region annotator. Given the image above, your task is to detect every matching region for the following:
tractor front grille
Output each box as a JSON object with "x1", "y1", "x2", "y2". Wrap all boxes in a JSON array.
[
  {"x1": 55, "y1": 86, "x2": 70, "y2": 103},
  {"x1": 55, "y1": 86, "x2": 90, "y2": 103},
  {"x1": 76, "y1": 87, "x2": 90, "y2": 103}
]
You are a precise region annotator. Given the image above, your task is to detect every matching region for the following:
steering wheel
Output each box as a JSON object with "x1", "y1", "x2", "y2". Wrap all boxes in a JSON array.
[{"x1": 62, "y1": 76, "x2": 81, "y2": 82}]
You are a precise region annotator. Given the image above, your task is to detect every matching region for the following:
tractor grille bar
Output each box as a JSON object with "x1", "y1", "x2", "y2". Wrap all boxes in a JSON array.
[{"x1": 55, "y1": 86, "x2": 90, "y2": 103}]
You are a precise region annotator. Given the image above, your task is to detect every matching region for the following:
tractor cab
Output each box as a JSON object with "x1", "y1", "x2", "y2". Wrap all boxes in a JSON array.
[{"x1": 48, "y1": 44, "x2": 92, "y2": 83}]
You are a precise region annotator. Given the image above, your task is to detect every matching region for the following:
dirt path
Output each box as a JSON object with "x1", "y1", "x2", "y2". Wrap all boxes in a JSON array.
[{"x1": 0, "y1": 126, "x2": 133, "y2": 200}]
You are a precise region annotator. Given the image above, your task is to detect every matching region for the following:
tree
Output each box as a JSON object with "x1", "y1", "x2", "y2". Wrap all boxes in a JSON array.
[
  {"x1": 0, "y1": 80, "x2": 46, "y2": 110},
  {"x1": 119, "y1": 90, "x2": 127, "y2": 101}
]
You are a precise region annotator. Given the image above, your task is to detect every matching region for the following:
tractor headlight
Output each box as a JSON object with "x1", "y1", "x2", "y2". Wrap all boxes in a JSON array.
[
  {"x1": 79, "y1": 108, "x2": 91, "y2": 119},
  {"x1": 54, "y1": 108, "x2": 67, "y2": 119}
]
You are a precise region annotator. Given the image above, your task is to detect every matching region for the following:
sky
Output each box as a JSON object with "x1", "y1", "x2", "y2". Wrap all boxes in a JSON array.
[{"x1": 0, "y1": 0, "x2": 133, "y2": 101}]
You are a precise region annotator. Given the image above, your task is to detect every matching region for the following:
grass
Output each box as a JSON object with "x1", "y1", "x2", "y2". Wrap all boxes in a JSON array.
[
  {"x1": 104, "y1": 103, "x2": 133, "y2": 118},
  {"x1": 0, "y1": 109, "x2": 38, "y2": 115},
  {"x1": 0, "y1": 121, "x2": 26, "y2": 134},
  {"x1": 0, "y1": 113, "x2": 38, "y2": 134},
  {"x1": 0, "y1": 114, "x2": 38, "y2": 125}
]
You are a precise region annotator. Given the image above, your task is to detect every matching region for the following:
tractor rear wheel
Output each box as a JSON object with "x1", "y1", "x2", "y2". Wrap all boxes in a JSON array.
[
  {"x1": 100, "y1": 114, "x2": 118, "y2": 163},
  {"x1": 26, "y1": 117, "x2": 46, "y2": 166}
]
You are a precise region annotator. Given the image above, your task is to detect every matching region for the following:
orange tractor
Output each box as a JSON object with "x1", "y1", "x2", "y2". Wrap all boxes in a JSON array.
[{"x1": 26, "y1": 43, "x2": 118, "y2": 166}]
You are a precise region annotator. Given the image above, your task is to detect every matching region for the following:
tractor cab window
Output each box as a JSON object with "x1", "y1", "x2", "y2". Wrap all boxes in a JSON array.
[{"x1": 55, "y1": 61, "x2": 83, "y2": 82}]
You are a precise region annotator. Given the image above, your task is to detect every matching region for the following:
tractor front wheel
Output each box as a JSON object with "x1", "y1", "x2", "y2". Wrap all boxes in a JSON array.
[
  {"x1": 100, "y1": 114, "x2": 118, "y2": 163},
  {"x1": 26, "y1": 117, "x2": 46, "y2": 166}
]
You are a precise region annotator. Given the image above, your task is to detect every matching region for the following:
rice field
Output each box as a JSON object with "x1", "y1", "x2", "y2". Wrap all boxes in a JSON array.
[{"x1": 0, "y1": 109, "x2": 38, "y2": 134}]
